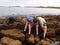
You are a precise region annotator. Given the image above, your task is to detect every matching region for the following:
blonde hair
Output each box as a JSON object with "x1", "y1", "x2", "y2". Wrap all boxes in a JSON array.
[{"x1": 21, "y1": 17, "x2": 27, "y2": 24}]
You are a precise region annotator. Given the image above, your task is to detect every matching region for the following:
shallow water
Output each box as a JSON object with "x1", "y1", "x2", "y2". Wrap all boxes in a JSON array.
[
  {"x1": 0, "y1": 7, "x2": 60, "y2": 17},
  {"x1": 51, "y1": 41, "x2": 60, "y2": 45}
]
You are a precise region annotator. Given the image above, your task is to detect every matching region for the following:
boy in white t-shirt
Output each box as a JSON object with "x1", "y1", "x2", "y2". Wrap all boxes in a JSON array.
[{"x1": 33, "y1": 16, "x2": 47, "y2": 39}]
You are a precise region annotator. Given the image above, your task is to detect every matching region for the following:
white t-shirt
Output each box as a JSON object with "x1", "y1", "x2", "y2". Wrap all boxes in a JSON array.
[{"x1": 37, "y1": 17, "x2": 46, "y2": 28}]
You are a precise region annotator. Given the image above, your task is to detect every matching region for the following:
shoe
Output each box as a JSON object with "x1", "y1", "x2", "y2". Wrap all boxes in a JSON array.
[
  {"x1": 26, "y1": 34, "x2": 31, "y2": 39},
  {"x1": 21, "y1": 30, "x2": 26, "y2": 34},
  {"x1": 35, "y1": 34, "x2": 39, "y2": 37},
  {"x1": 42, "y1": 37, "x2": 45, "y2": 40}
]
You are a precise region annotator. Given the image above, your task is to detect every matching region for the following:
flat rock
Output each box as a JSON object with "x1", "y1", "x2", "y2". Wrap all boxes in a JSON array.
[
  {"x1": 34, "y1": 36, "x2": 40, "y2": 42},
  {"x1": 1, "y1": 37, "x2": 22, "y2": 45},
  {"x1": 0, "y1": 43, "x2": 3, "y2": 45},
  {"x1": 0, "y1": 29, "x2": 25, "y2": 41},
  {"x1": 36, "y1": 40, "x2": 51, "y2": 45},
  {"x1": 26, "y1": 34, "x2": 35, "y2": 44},
  {"x1": 50, "y1": 37, "x2": 56, "y2": 41}
]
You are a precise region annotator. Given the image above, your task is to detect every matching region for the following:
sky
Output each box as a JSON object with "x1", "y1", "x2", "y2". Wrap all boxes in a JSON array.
[{"x1": 0, "y1": 0, "x2": 60, "y2": 7}]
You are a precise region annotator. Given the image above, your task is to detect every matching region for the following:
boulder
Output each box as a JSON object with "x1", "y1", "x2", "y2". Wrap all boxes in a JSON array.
[
  {"x1": 26, "y1": 34, "x2": 35, "y2": 44},
  {"x1": 47, "y1": 22, "x2": 56, "y2": 28},
  {"x1": 46, "y1": 30, "x2": 56, "y2": 37},
  {"x1": 36, "y1": 40, "x2": 51, "y2": 45},
  {"x1": 1, "y1": 37, "x2": 14, "y2": 45},
  {"x1": 45, "y1": 38, "x2": 53, "y2": 43},
  {"x1": 56, "y1": 36, "x2": 60, "y2": 41},
  {"x1": 0, "y1": 24, "x2": 4, "y2": 27},
  {"x1": 9, "y1": 40, "x2": 22, "y2": 45},
  {"x1": 55, "y1": 28, "x2": 60, "y2": 36},
  {"x1": 0, "y1": 15, "x2": 60, "y2": 45},
  {"x1": 49, "y1": 38, "x2": 56, "y2": 41},
  {"x1": 34, "y1": 36, "x2": 40, "y2": 42},
  {"x1": 0, "y1": 29, "x2": 25, "y2": 41},
  {"x1": 0, "y1": 43, "x2": 3, "y2": 45},
  {"x1": 1, "y1": 37, "x2": 22, "y2": 45}
]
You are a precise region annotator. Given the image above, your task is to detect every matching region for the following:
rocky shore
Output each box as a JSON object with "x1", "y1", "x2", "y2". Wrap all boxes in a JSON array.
[{"x1": 0, "y1": 15, "x2": 60, "y2": 45}]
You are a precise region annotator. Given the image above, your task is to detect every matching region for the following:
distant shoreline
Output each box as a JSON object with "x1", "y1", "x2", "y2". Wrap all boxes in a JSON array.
[{"x1": 0, "y1": 6, "x2": 60, "y2": 9}]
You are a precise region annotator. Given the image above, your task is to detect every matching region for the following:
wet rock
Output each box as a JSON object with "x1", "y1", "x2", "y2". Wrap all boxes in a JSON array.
[
  {"x1": 46, "y1": 30, "x2": 56, "y2": 37},
  {"x1": 9, "y1": 40, "x2": 22, "y2": 45},
  {"x1": 36, "y1": 40, "x2": 51, "y2": 45},
  {"x1": 56, "y1": 36, "x2": 60, "y2": 41},
  {"x1": 0, "y1": 24, "x2": 4, "y2": 27},
  {"x1": 0, "y1": 24, "x2": 8, "y2": 30},
  {"x1": 53, "y1": 22, "x2": 60, "y2": 28},
  {"x1": 0, "y1": 43, "x2": 3, "y2": 45},
  {"x1": 0, "y1": 29, "x2": 25, "y2": 41},
  {"x1": 1, "y1": 37, "x2": 22, "y2": 45},
  {"x1": 45, "y1": 38, "x2": 53, "y2": 43},
  {"x1": 34, "y1": 36, "x2": 40, "y2": 42},
  {"x1": 55, "y1": 28, "x2": 60, "y2": 36},
  {"x1": 57, "y1": 42, "x2": 60, "y2": 45},
  {"x1": 47, "y1": 28, "x2": 55, "y2": 32},
  {"x1": 50, "y1": 38, "x2": 56, "y2": 41},
  {"x1": 26, "y1": 34, "x2": 35, "y2": 44},
  {"x1": 1, "y1": 37, "x2": 14, "y2": 45},
  {"x1": 0, "y1": 44, "x2": 3, "y2": 45},
  {"x1": 47, "y1": 22, "x2": 56, "y2": 28},
  {"x1": 0, "y1": 15, "x2": 60, "y2": 45}
]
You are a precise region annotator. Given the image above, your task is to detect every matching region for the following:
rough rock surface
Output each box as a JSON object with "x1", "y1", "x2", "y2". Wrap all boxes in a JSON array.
[
  {"x1": 26, "y1": 34, "x2": 35, "y2": 43},
  {"x1": 0, "y1": 43, "x2": 3, "y2": 45},
  {"x1": 0, "y1": 29, "x2": 25, "y2": 41},
  {"x1": 35, "y1": 40, "x2": 51, "y2": 45},
  {"x1": 34, "y1": 36, "x2": 40, "y2": 42},
  {"x1": 1, "y1": 37, "x2": 22, "y2": 45},
  {"x1": 0, "y1": 15, "x2": 60, "y2": 45}
]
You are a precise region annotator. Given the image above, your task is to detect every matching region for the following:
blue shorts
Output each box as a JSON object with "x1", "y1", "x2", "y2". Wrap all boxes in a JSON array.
[
  {"x1": 27, "y1": 17, "x2": 34, "y2": 25},
  {"x1": 27, "y1": 17, "x2": 34, "y2": 23}
]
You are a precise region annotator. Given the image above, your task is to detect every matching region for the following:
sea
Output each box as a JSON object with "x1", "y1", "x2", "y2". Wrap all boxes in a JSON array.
[{"x1": 0, "y1": 6, "x2": 60, "y2": 17}]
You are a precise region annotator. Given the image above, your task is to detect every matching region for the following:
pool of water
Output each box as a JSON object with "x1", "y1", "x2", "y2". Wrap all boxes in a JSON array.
[
  {"x1": 0, "y1": 7, "x2": 60, "y2": 17},
  {"x1": 51, "y1": 41, "x2": 60, "y2": 45}
]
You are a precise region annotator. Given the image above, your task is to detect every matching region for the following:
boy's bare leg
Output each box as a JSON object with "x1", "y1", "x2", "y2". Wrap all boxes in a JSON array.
[
  {"x1": 43, "y1": 26, "x2": 47, "y2": 39},
  {"x1": 28, "y1": 24, "x2": 31, "y2": 34},
  {"x1": 26, "y1": 24, "x2": 31, "y2": 39},
  {"x1": 36, "y1": 24, "x2": 39, "y2": 36},
  {"x1": 24, "y1": 22, "x2": 28, "y2": 31}
]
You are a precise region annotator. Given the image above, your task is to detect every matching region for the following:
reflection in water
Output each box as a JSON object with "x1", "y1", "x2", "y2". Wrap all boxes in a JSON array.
[{"x1": 51, "y1": 41, "x2": 60, "y2": 45}]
